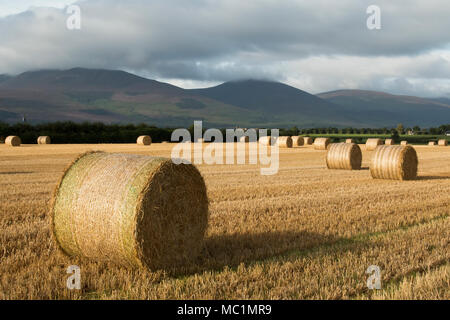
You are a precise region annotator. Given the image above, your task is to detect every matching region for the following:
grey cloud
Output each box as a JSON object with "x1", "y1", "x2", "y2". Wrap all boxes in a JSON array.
[{"x1": 0, "y1": 0, "x2": 449, "y2": 96}]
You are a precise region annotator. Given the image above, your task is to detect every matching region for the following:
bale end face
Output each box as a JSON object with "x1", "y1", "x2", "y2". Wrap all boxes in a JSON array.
[
  {"x1": 5, "y1": 136, "x2": 21, "y2": 147},
  {"x1": 50, "y1": 152, "x2": 209, "y2": 270},
  {"x1": 303, "y1": 137, "x2": 313, "y2": 145},
  {"x1": 277, "y1": 136, "x2": 293, "y2": 148},
  {"x1": 37, "y1": 136, "x2": 51, "y2": 144},
  {"x1": 239, "y1": 136, "x2": 250, "y2": 143},
  {"x1": 326, "y1": 143, "x2": 362, "y2": 170},
  {"x1": 314, "y1": 138, "x2": 331, "y2": 150},
  {"x1": 137, "y1": 135, "x2": 152, "y2": 146},
  {"x1": 366, "y1": 138, "x2": 383, "y2": 151},
  {"x1": 259, "y1": 136, "x2": 276, "y2": 146},
  {"x1": 370, "y1": 145, "x2": 418, "y2": 181},
  {"x1": 291, "y1": 136, "x2": 304, "y2": 147}
]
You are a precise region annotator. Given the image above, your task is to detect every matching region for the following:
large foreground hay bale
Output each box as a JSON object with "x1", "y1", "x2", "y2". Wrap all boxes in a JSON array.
[
  {"x1": 50, "y1": 152, "x2": 209, "y2": 270},
  {"x1": 6, "y1": 136, "x2": 21, "y2": 147},
  {"x1": 428, "y1": 141, "x2": 436, "y2": 146},
  {"x1": 291, "y1": 136, "x2": 304, "y2": 147},
  {"x1": 326, "y1": 143, "x2": 362, "y2": 170},
  {"x1": 137, "y1": 135, "x2": 152, "y2": 146},
  {"x1": 345, "y1": 138, "x2": 354, "y2": 144},
  {"x1": 304, "y1": 137, "x2": 313, "y2": 145},
  {"x1": 385, "y1": 139, "x2": 394, "y2": 146},
  {"x1": 366, "y1": 138, "x2": 383, "y2": 151},
  {"x1": 277, "y1": 136, "x2": 293, "y2": 148},
  {"x1": 313, "y1": 137, "x2": 330, "y2": 150},
  {"x1": 259, "y1": 136, "x2": 276, "y2": 146},
  {"x1": 37, "y1": 136, "x2": 51, "y2": 144},
  {"x1": 400, "y1": 141, "x2": 408, "y2": 146},
  {"x1": 370, "y1": 146, "x2": 418, "y2": 181},
  {"x1": 438, "y1": 139, "x2": 448, "y2": 146}
]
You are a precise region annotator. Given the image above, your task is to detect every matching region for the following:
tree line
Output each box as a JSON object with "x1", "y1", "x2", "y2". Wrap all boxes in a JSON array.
[
  {"x1": 281, "y1": 124, "x2": 450, "y2": 136},
  {"x1": 0, "y1": 121, "x2": 448, "y2": 144}
]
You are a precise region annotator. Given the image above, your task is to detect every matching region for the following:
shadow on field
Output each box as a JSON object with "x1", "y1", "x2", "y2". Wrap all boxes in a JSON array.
[
  {"x1": 0, "y1": 171, "x2": 34, "y2": 175},
  {"x1": 417, "y1": 175, "x2": 450, "y2": 181},
  {"x1": 159, "y1": 231, "x2": 378, "y2": 280},
  {"x1": 191, "y1": 230, "x2": 338, "y2": 273}
]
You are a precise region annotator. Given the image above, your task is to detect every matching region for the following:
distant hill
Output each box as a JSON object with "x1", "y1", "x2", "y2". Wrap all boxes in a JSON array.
[
  {"x1": 0, "y1": 75, "x2": 11, "y2": 83},
  {"x1": 317, "y1": 90, "x2": 450, "y2": 127},
  {"x1": 190, "y1": 80, "x2": 361, "y2": 127},
  {"x1": 0, "y1": 68, "x2": 182, "y2": 94},
  {"x1": 0, "y1": 68, "x2": 449, "y2": 128},
  {"x1": 430, "y1": 97, "x2": 450, "y2": 105},
  {"x1": 0, "y1": 68, "x2": 256, "y2": 126}
]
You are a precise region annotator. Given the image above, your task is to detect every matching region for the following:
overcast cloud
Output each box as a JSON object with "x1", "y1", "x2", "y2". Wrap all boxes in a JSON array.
[{"x1": 0, "y1": 0, "x2": 449, "y2": 97}]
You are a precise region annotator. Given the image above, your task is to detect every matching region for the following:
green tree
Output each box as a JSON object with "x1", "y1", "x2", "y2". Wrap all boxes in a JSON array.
[{"x1": 390, "y1": 129, "x2": 400, "y2": 142}]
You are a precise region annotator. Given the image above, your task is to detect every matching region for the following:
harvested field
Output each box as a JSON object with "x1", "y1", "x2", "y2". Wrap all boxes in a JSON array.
[{"x1": 0, "y1": 143, "x2": 449, "y2": 300}]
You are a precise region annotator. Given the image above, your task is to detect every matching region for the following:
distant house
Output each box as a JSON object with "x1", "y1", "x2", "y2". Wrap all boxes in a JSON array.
[
  {"x1": 407, "y1": 130, "x2": 415, "y2": 136},
  {"x1": 446, "y1": 131, "x2": 450, "y2": 136}
]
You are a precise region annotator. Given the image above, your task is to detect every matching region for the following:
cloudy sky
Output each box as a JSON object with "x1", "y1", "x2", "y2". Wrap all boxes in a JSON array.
[{"x1": 0, "y1": 0, "x2": 449, "y2": 97}]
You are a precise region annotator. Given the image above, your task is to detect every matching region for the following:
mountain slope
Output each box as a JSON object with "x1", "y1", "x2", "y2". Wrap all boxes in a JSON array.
[
  {"x1": 0, "y1": 75, "x2": 11, "y2": 83},
  {"x1": 430, "y1": 97, "x2": 450, "y2": 105},
  {"x1": 0, "y1": 68, "x2": 183, "y2": 94},
  {"x1": 0, "y1": 68, "x2": 449, "y2": 127},
  {"x1": 190, "y1": 80, "x2": 362, "y2": 127},
  {"x1": 191, "y1": 80, "x2": 332, "y2": 113},
  {"x1": 317, "y1": 90, "x2": 450, "y2": 127},
  {"x1": 0, "y1": 69, "x2": 263, "y2": 126}
]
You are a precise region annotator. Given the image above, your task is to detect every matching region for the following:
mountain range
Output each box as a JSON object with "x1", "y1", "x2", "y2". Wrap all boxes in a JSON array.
[{"x1": 0, "y1": 68, "x2": 449, "y2": 128}]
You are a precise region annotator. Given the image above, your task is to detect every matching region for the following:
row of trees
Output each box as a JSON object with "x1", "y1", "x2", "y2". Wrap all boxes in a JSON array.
[
  {"x1": 281, "y1": 124, "x2": 450, "y2": 136},
  {"x1": 0, "y1": 122, "x2": 173, "y2": 144},
  {"x1": 0, "y1": 121, "x2": 448, "y2": 144}
]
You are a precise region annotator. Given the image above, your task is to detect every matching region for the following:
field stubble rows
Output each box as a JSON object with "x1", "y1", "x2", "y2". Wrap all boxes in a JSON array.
[{"x1": 0, "y1": 143, "x2": 449, "y2": 299}]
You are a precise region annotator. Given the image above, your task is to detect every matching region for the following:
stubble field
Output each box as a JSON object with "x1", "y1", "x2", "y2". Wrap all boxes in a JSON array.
[{"x1": 0, "y1": 143, "x2": 449, "y2": 299}]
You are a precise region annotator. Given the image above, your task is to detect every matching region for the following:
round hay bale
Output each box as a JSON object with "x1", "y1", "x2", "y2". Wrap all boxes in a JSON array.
[
  {"x1": 5, "y1": 136, "x2": 21, "y2": 147},
  {"x1": 438, "y1": 139, "x2": 448, "y2": 146},
  {"x1": 50, "y1": 152, "x2": 209, "y2": 270},
  {"x1": 313, "y1": 137, "x2": 330, "y2": 150},
  {"x1": 370, "y1": 145, "x2": 418, "y2": 181},
  {"x1": 385, "y1": 139, "x2": 394, "y2": 146},
  {"x1": 345, "y1": 138, "x2": 354, "y2": 144},
  {"x1": 428, "y1": 141, "x2": 436, "y2": 146},
  {"x1": 366, "y1": 138, "x2": 383, "y2": 151},
  {"x1": 137, "y1": 135, "x2": 152, "y2": 146},
  {"x1": 326, "y1": 143, "x2": 362, "y2": 170},
  {"x1": 277, "y1": 136, "x2": 293, "y2": 148},
  {"x1": 37, "y1": 136, "x2": 51, "y2": 144},
  {"x1": 303, "y1": 137, "x2": 313, "y2": 145},
  {"x1": 239, "y1": 136, "x2": 249, "y2": 143},
  {"x1": 291, "y1": 136, "x2": 304, "y2": 147},
  {"x1": 400, "y1": 141, "x2": 408, "y2": 146},
  {"x1": 259, "y1": 136, "x2": 276, "y2": 146}
]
